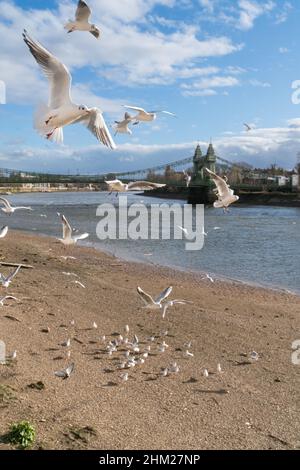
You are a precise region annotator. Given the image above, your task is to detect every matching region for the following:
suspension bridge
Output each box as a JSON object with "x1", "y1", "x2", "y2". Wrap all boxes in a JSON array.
[{"x1": 0, "y1": 144, "x2": 248, "y2": 183}]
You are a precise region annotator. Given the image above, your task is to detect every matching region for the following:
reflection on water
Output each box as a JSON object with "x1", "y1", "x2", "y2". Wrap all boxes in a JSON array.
[{"x1": 2, "y1": 191, "x2": 300, "y2": 293}]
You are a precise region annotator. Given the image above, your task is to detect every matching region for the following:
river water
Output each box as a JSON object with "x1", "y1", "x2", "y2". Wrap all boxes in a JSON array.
[{"x1": 1, "y1": 191, "x2": 299, "y2": 293}]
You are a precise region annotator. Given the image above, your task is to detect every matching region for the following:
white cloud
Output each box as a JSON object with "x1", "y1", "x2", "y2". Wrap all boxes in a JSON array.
[
  {"x1": 279, "y1": 47, "x2": 289, "y2": 54},
  {"x1": 0, "y1": 0, "x2": 243, "y2": 106},
  {"x1": 275, "y1": 1, "x2": 293, "y2": 24},
  {"x1": 181, "y1": 75, "x2": 240, "y2": 96},
  {"x1": 198, "y1": 0, "x2": 215, "y2": 14},
  {"x1": 237, "y1": 0, "x2": 275, "y2": 31},
  {"x1": 2, "y1": 118, "x2": 299, "y2": 172},
  {"x1": 249, "y1": 79, "x2": 271, "y2": 88}
]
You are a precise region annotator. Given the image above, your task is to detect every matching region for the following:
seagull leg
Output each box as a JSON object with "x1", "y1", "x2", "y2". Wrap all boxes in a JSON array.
[{"x1": 46, "y1": 129, "x2": 56, "y2": 140}]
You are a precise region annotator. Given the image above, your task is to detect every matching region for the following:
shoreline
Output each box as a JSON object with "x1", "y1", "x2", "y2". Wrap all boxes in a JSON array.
[
  {"x1": 142, "y1": 190, "x2": 300, "y2": 207},
  {"x1": 1, "y1": 188, "x2": 300, "y2": 208},
  {"x1": 0, "y1": 230, "x2": 299, "y2": 450},
  {"x1": 13, "y1": 228, "x2": 300, "y2": 297}
]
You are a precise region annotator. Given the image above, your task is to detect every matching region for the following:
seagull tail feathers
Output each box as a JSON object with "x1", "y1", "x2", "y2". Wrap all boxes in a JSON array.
[
  {"x1": 64, "y1": 22, "x2": 75, "y2": 32},
  {"x1": 213, "y1": 200, "x2": 224, "y2": 209},
  {"x1": 34, "y1": 103, "x2": 63, "y2": 144},
  {"x1": 48, "y1": 127, "x2": 64, "y2": 144}
]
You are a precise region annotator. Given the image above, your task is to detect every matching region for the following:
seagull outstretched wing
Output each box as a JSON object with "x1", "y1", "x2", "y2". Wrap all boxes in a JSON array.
[{"x1": 23, "y1": 30, "x2": 72, "y2": 109}]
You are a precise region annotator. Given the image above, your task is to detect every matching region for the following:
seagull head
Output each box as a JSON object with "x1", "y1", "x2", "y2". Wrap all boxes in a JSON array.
[{"x1": 78, "y1": 105, "x2": 89, "y2": 115}]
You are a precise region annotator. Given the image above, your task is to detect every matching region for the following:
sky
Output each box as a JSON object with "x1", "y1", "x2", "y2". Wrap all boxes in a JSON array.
[{"x1": 0, "y1": 0, "x2": 300, "y2": 175}]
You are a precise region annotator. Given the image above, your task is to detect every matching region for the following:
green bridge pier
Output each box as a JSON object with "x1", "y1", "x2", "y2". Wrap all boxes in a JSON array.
[{"x1": 188, "y1": 143, "x2": 218, "y2": 205}]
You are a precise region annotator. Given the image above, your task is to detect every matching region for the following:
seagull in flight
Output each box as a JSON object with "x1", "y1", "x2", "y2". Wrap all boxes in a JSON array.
[
  {"x1": 58, "y1": 215, "x2": 89, "y2": 246},
  {"x1": 137, "y1": 286, "x2": 192, "y2": 318},
  {"x1": 183, "y1": 170, "x2": 191, "y2": 188},
  {"x1": 64, "y1": 1, "x2": 101, "y2": 39},
  {"x1": 204, "y1": 273, "x2": 214, "y2": 283},
  {"x1": 137, "y1": 286, "x2": 173, "y2": 312},
  {"x1": 205, "y1": 168, "x2": 239, "y2": 211},
  {"x1": 0, "y1": 265, "x2": 22, "y2": 288},
  {"x1": 161, "y1": 299, "x2": 192, "y2": 319},
  {"x1": 177, "y1": 226, "x2": 188, "y2": 236},
  {"x1": 23, "y1": 30, "x2": 115, "y2": 148},
  {"x1": 243, "y1": 123, "x2": 252, "y2": 132},
  {"x1": 0, "y1": 197, "x2": 32, "y2": 215},
  {"x1": 0, "y1": 295, "x2": 19, "y2": 307},
  {"x1": 55, "y1": 363, "x2": 75, "y2": 379},
  {"x1": 0, "y1": 226, "x2": 8, "y2": 238},
  {"x1": 123, "y1": 106, "x2": 176, "y2": 124},
  {"x1": 114, "y1": 112, "x2": 133, "y2": 136},
  {"x1": 105, "y1": 179, "x2": 166, "y2": 193}
]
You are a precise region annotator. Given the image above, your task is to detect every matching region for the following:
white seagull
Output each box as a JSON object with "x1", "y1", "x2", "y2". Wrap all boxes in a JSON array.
[
  {"x1": 55, "y1": 363, "x2": 75, "y2": 379},
  {"x1": 205, "y1": 168, "x2": 239, "y2": 211},
  {"x1": 243, "y1": 123, "x2": 252, "y2": 132},
  {"x1": 0, "y1": 295, "x2": 19, "y2": 307},
  {"x1": 0, "y1": 265, "x2": 22, "y2": 288},
  {"x1": 0, "y1": 226, "x2": 8, "y2": 238},
  {"x1": 64, "y1": 0, "x2": 101, "y2": 39},
  {"x1": 183, "y1": 170, "x2": 192, "y2": 187},
  {"x1": 114, "y1": 112, "x2": 133, "y2": 136},
  {"x1": 105, "y1": 179, "x2": 166, "y2": 193},
  {"x1": 123, "y1": 105, "x2": 176, "y2": 124},
  {"x1": 162, "y1": 299, "x2": 192, "y2": 319},
  {"x1": 0, "y1": 197, "x2": 32, "y2": 215},
  {"x1": 137, "y1": 286, "x2": 192, "y2": 318},
  {"x1": 59, "y1": 215, "x2": 89, "y2": 246},
  {"x1": 137, "y1": 286, "x2": 173, "y2": 312},
  {"x1": 23, "y1": 30, "x2": 115, "y2": 148}
]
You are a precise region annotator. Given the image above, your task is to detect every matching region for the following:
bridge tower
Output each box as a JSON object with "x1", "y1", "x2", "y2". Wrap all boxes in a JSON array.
[
  {"x1": 206, "y1": 143, "x2": 216, "y2": 174},
  {"x1": 188, "y1": 142, "x2": 217, "y2": 204}
]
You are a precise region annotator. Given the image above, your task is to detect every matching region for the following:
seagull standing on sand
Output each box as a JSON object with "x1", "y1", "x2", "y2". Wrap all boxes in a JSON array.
[
  {"x1": 114, "y1": 113, "x2": 133, "y2": 136},
  {"x1": 123, "y1": 106, "x2": 176, "y2": 124},
  {"x1": 205, "y1": 168, "x2": 239, "y2": 211},
  {"x1": 0, "y1": 197, "x2": 32, "y2": 215},
  {"x1": 64, "y1": 1, "x2": 101, "y2": 38},
  {"x1": 0, "y1": 265, "x2": 22, "y2": 288},
  {"x1": 23, "y1": 31, "x2": 115, "y2": 148},
  {"x1": 59, "y1": 215, "x2": 89, "y2": 246},
  {"x1": 105, "y1": 179, "x2": 166, "y2": 193},
  {"x1": 0, "y1": 226, "x2": 8, "y2": 238},
  {"x1": 55, "y1": 363, "x2": 75, "y2": 379}
]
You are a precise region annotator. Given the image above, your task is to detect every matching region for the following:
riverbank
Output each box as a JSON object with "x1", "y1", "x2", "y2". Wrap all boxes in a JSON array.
[
  {"x1": 144, "y1": 189, "x2": 300, "y2": 207},
  {"x1": 0, "y1": 231, "x2": 299, "y2": 450}
]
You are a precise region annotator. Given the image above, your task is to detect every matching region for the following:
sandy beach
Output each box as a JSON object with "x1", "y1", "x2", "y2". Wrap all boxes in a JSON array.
[{"x1": 0, "y1": 230, "x2": 299, "y2": 450}]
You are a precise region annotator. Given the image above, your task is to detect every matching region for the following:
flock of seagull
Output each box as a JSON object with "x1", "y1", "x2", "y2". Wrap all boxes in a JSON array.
[
  {"x1": 20, "y1": 0, "x2": 240, "y2": 210},
  {"x1": 22, "y1": 0, "x2": 176, "y2": 149},
  {"x1": 0, "y1": 0, "x2": 244, "y2": 384},
  {"x1": 0, "y1": 194, "x2": 259, "y2": 381}
]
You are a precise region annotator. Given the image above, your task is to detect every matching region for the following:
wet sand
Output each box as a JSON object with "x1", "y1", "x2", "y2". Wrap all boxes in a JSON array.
[{"x1": 0, "y1": 230, "x2": 299, "y2": 450}]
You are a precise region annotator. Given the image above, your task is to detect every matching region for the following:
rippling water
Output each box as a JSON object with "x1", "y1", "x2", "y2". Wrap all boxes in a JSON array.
[{"x1": 2, "y1": 191, "x2": 300, "y2": 293}]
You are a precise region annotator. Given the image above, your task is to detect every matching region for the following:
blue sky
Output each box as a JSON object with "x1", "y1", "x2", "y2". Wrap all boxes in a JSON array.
[{"x1": 0, "y1": 0, "x2": 300, "y2": 174}]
